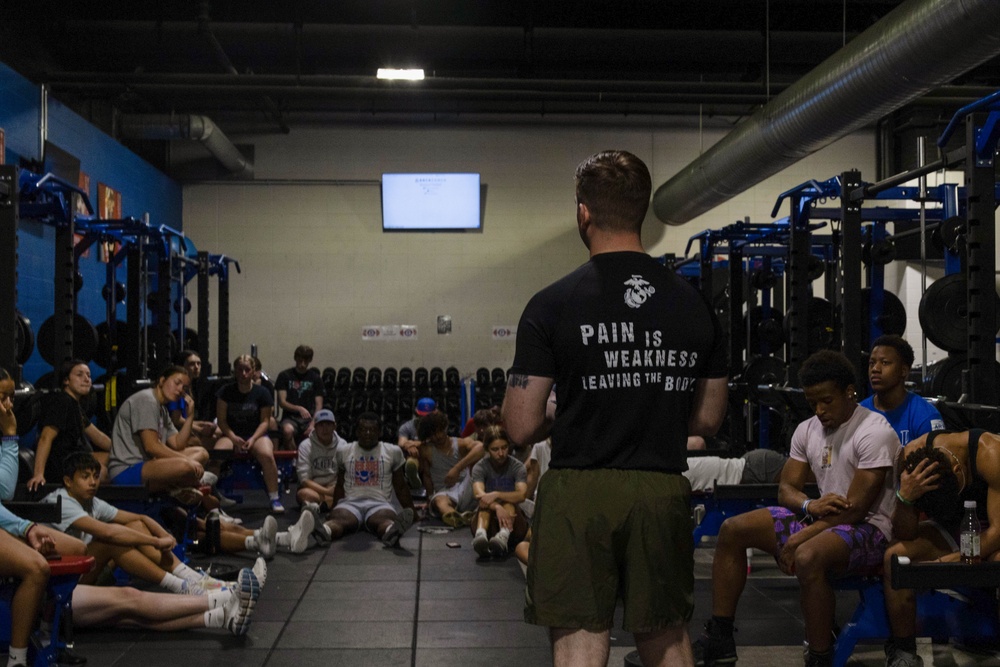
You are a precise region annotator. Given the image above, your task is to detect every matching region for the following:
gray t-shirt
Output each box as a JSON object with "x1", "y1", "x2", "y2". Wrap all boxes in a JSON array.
[
  {"x1": 43, "y1": 487, "x2": 118, "y2": 546},
  {"x1": 471, "y1": 456, "x2": 527, "y2": 493},
  {"x1": 398, "y1": 418, "x2": 418, "y2": 441},
  {"x1": 108, "y1": 388, "x2": 178, "y2": 478}
]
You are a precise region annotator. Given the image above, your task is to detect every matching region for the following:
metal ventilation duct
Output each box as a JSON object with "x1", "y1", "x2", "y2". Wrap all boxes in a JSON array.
[
  {"x1": 653, "y1": 0, "x2": 1000, "y2": 226},
  {"x1": 118, "y1": 114, "x2": 253, "y2": 179}
]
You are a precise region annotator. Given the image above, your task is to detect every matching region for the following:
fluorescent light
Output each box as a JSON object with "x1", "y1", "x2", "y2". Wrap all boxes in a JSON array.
[{"x1": 377, "y1": 68, "x2": 425, "y2": 81}]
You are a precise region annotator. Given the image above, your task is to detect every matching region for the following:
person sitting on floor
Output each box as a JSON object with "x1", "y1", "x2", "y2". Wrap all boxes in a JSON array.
[
  {"x1": 861, "y1": 335, "x2": 944, "y2": 445},
  {"x1": 312, "y1": 412, "x2": 415, "y2": 548},
  {"x1": 216, "y1": 354, "x2": 284, "y2": 514},
  {"x1": 28, "y1": 358, "x2": 112, "y2": 490},
  {"x1": 44, "y1": 452, "x2": 234, "y2": 595},
  {"x1": 0, "y1": 367, "x2": 85, "y2": 667},
  {"x1": 417, "y1": 410, "x2": 481, "y2": 527},
  {"x1": 881, "y1": 429, "x2": 1000, "y2": 667},
  {"x1": 275, "y1": 345, "x2": 324, "y2": 451},
  {"x1": 107, "y1": 365, "x2": 210, "y2": 502},
  {"x1": 470, "y1": 425, "x2": 528, "y2": 558},
  {"x1": 398, "y1": 397, "x2": 436, "y2": 491},
  {"x1": 296, "y1": 408, "x2": 344, "y2": 513},
  {"x1": 693, "y1": 350, "x2": 899, "y2": 667}
]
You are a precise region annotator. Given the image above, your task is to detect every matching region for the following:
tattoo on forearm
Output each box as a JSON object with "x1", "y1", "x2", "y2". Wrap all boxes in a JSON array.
[{"x1": 508, "y1": 373, "x2": 529, "y2": 389}]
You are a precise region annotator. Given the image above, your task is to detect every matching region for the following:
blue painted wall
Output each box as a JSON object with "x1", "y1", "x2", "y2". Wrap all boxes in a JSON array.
[{"x1": 0, "y1": 62, "x2": 183, "y2": 384}]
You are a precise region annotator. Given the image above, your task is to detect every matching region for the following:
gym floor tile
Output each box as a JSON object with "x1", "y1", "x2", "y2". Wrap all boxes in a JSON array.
[
  {"x1": 299, "y1": 580, "x2": 417, "y2": 601},
  {"x1": 263, "y1": 648, "x2": 412, "y2": 666},
  {"x1": 416, "y1": 620, "x2": 549, "y2": 648},
  {"x1": 415, "y1": 647, "x2": 553, "y2": 666},
  {"x1": 293, "y1": 598, "x2": 416, "y2": 622},
  {"x1": 418, "y1": 596, "x2": 526, "y2": 622},
  {"x1": 274, "y1": 620, "x2": 413, "y2": 649}
]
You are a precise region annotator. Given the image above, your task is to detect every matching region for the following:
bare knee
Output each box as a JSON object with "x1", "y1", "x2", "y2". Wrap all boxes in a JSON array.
[{"x1": 793, "y1": 545, "x2": 828, "y2": 581}]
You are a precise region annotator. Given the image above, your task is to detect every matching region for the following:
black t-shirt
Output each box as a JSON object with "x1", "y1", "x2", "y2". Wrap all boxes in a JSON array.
[
  {"x1": 511, "y1": 251, "x2": 728, "y2": 472},
  {"x1": 275, "y1": 368, "x2": 324, "y2": 415},
  {"x1": 39, "y1": 391, "x2": 92, "y2": 481},
  {"x1": 216, "y1": 383, "x2": 274, "y2": 440}
]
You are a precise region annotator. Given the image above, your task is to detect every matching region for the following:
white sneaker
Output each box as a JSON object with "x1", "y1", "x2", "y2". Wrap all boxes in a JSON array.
[
  {"x1": 222, "y1": 567, "x2": 260, "y2": 636},
  {"x1": 472, "y1": 530, "x2": 490, "y2": 557},
  {"x1": 381, "y1": 508, "x2": 415, "y2": 548},
  {"x1": 218, "y1": 508, "x2": 243, "y2": 526},
  {"x1": 252, "y1": 556, "x2": 268, "y2": 588},
  {"x1": 200, "y1": 471, "x2": 219, "y2": 487},
  {"x1": 281, "y1": 510, "x2": 314, "y2": 553},
  {"x1": 216, "y1": 489, "x2": 239, "y2": 508},
  {"x1": 489, "y1": 531, "x2": 510, "y2": 557},
  {"x1": 256, "y1": 515, "x2": 277, "y2": 560}
]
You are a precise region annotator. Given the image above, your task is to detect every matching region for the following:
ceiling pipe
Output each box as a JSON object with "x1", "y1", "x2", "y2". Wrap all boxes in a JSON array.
[
  {"x1": 652, "y1": 0, "x2": 1000, "y2": 226},
  {"x1": 118, "y1": 114, "x2": 253, "y2": 179}
]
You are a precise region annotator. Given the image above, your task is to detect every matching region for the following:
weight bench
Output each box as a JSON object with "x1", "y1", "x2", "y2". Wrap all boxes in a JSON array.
[
  {"x1": 212, "y1": 448, "x2": 298, "y2": 500},
  {"x1": 831, "y1": 555, "x2": 1000, "y2": 667},
  {"x1": 692, "y1": 483, "x2": 820, "y2": 544}
]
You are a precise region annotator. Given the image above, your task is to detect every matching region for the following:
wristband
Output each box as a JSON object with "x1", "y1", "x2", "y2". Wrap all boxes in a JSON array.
[
  {"x1": 1, "y1": 435, "x2": 18, "y2": 444},
  {"x1": 895, "y1": 489, "x2": 914, "y2": 506},
  {"x1": 801, "y1": 499, "x2": 812, "y2": 516},
  {"x1": 24, "y1": 522, "x2": 36, "y2": 540}
]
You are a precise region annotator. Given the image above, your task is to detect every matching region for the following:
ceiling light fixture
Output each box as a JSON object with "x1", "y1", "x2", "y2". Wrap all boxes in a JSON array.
[{"x1": 377, "y1": 68, "x2": 425, "y2": 81}]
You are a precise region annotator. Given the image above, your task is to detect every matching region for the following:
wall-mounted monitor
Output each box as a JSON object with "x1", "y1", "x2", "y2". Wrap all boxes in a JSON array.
[{"x1": 381, "y1": 172, "x2": 482, "y2": 232}]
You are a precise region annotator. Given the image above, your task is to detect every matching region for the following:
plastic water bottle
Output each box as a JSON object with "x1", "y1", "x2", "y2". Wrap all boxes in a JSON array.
[{"x1": 960, "y1": 500, "x2": 981, "y2": 564}]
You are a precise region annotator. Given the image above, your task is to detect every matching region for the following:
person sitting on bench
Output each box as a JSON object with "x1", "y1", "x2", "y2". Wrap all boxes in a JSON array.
[
  {"x1": 29, "y1": 359, "x2": 112, "y2": 490},
  {"x1": 881, "y1": 429, "x2": 1000, "y2": 667},
  {"x1": 693, "y1": 350, "x2": 899, "y2": 667},
  {"x1": 861, "y1": 335, "x2": 944, "y2": 446}
]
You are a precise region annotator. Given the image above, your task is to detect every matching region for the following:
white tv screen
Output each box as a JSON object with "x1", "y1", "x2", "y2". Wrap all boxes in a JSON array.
[{"x1": 381, "y1": 173, "x2": 482, "y2": 231}]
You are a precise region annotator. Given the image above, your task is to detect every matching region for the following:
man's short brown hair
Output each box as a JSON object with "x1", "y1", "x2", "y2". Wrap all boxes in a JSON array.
[
  {"x1": 293, "y1": 345, "x2": 314, "y2": 362},
  {"x1": 575, "y1": 150, "x2": 652, "y2": 234}
]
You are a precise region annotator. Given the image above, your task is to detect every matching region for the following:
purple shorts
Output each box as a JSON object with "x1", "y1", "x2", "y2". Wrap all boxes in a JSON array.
[{"x1": 769, "y1": 506, "x2": 887, "y2": 576}]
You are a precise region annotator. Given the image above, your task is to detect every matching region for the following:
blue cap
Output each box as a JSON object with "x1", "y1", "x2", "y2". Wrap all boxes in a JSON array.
[{"x1": 416, "y1": 397, "x2": 436, "y2": 416}]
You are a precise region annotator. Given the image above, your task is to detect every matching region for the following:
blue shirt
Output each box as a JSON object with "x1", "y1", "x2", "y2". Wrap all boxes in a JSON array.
[{"x1": 860, "y1": 391, "x2": 944, "y2": 446}]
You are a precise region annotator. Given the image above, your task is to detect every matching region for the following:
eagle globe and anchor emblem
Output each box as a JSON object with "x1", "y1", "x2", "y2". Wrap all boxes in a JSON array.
[{"x1": 624, "y1": 275, "x2": 655, "y2": 309}]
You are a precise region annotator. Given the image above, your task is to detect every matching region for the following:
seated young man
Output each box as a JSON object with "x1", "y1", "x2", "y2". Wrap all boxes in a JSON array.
[
  {"x1": 417, "y1": 410, "x2": 482, "y2": 527},
  {"x1": 470, "y1": 426, "x2": 528, "y2": 558},
  {"x1": 694, "y1": 350, "x2": 899, "y2": 667},
  {"x1": 313, "y1": 413, "x2": 415, "y2": 547},
  {"x1": 398, "y1": 397, "x2": 436, "y2": 490},
  {"x1": 275, "y1": 345, "x2": 324, "y2": 451},
  {"x1": 861, "y1": 335, "x2": 944, "y2": 445},
  {"x1": 881, "y1": 429, "x2": 1000, "y2": 667},
  {"x1": 296, "y1": 409, "x2": 345, "y2": 512},
  {"x1": 44, "y1": 451, "x2": 251, "y2": 594}
]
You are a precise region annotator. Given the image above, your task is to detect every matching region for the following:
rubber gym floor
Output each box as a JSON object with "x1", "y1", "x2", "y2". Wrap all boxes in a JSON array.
[{"x1": 46, "y1": 488, "x2": 1000, "y2": 667}]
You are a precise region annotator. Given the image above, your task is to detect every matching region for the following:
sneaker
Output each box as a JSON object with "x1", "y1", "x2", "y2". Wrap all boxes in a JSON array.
[
  {"x1": 302, "y1": 501, "x2": 321, "y2": 516},
  {"x1": 270, "y1": 498, "x2": 286, "y2": 514},
  {"x1": 200, "y1": 471, "x2": 219, "y2": 487},
  {"x1": 303, "y1": 504, "x2": 331, "y2": 546},
  {"x1": 216, "y1": 489, "x2": 239, "y2": 508},
  {"x1": 692, "y1": 619, "x2": 737, "y2": 667},
  {"x1": 170, "y1": 487, "x2": 204, "y2": 506},
  {"x1": 404, "y1": 458, "x2": 422, "y2": 489},
  {"x1": 218, "y1": 508, "x2": 243, "y2": 525},
  {"x1": 57, "y1": 646, "x2": 88, "y2": 665},
  {"x1": 283, "y1": 510, "x2": 314, "y2": 553},
  {"x1": 472, "y1": 531, "x2": 490, "y2": 557},
  {"x1": 252, "y1": 556, "x2": 268, "y2": 589},
  {"x1": 459, "y1": 510, "x2": 477, "y2": 526},
  {"x1": 257, "y1": 515, "x2": 277, "y2": 560},
  {"x1": 223, "y1": 567, "x2": 261, "y2": 636},
  {"x1": 442, "y1": 512, "x2": 462, "y2": 528},
  {"x1": 803, "y1": 651, "x2": 833, "y2": 667},
  {"x1": 381, "y1": 508, "x2": 415, "y2": 548},
  {"x1": 488, "y1": 531, "x2": 509, "y2": 557},
  {"x1": 885, "y1": 643, "x2": 923, "y2": 667}
]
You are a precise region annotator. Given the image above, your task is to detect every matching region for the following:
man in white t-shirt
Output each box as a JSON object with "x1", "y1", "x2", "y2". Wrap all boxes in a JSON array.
[
  {"x1": 693, "y1": 350, "x2": 899, "y2": 667},
  {"x1": 313, "y1": 413, "x2": 416, "y2": 547}
]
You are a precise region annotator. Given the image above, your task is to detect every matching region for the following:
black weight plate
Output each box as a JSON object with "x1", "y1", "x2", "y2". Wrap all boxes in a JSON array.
[
  {"x1": 939, "y1": 216, "x2": 966, "y2": 254},
  {"x1": 173, "y1": 327, "x2": 200, "y2": 353},
  {"x1": 785, "y1": 297, "x2": 835, "y2": 353},
  {"x1": 15, "y1": 312, "x2": 34, "y2": 365},
  {"x1": 95, "y1": 320, "x2": 128, "y2": 369},
  {"x1": 862, "y1": 288, "x2": 906, "y2": 336},
  {"x1": 37, "y1": 314, "x2": 99, "y2": 365},
  {"x1": 744, "y1": 306, "x2": 785, "y2": 352},
  {"x1": 142, "y1": 326, "x2": 178, "y2": 370},
  {"x1": 918, "y1": 274, "x2": 1000, "y2": 354}
]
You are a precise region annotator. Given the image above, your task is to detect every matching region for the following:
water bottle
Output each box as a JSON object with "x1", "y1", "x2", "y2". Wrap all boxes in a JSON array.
[{"x1": 960, "y1": 500, "x2": 981, "y2": 564}]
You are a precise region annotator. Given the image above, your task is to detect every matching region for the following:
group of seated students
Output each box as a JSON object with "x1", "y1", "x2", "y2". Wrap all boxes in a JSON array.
[
  {"x1": 694, "y1": 335, "x2": 998, "y2": 667},
  {"x1": 4, "y1": 332, "x2": 999, "y2": 666}
]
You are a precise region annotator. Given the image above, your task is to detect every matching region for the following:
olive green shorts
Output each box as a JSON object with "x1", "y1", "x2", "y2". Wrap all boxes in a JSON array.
[{"x1": 524, "y1": 468, "x2": 693, "y2": 633}]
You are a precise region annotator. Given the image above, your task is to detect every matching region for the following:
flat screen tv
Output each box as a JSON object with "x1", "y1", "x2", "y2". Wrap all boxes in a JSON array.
[{"x1": 381, "y1": 173, "x2": 482, "y2": 232}]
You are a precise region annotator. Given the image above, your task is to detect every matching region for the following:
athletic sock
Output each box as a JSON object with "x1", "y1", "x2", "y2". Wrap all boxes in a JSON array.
[
  {"x1": 475, "y1": 528, "x2": 487, "y2": 538},
  {"x1": 245, "y1": 535, "x2": 257, "y2": 551},
  {"x1": 497, "y1": 527, "x2": 510, "y2": 540},
  {"x1": 172, "y1": 562, "x2": 204, "y2": 584},
  {"x1": 268, "y1": 491, "x2": 280, "y2": 501},
  {"x1": 160, "y1": 572, "x2": 188, "y2": 593},
  {"x1": 710, "y1": 615, "x2": 735, "y2": 636},
  {"x1": 7, "y1": 647, "x2": 27, "y2": 666},
  {"x1": 207, "y1": 590, "x2": 229, "y2": 610},
  {"x1": 276, "y1": 531, "x2": 289, "y2": 547},
  {"x1": 204, "y1": 607, "x2": 225, "y2": 628}
]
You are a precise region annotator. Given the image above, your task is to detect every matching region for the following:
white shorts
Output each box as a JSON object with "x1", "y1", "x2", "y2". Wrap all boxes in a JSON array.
[
  {"x1": 430, "y1": 476, "x2": 475, "y2": 515},
  {"x1": 335, "y1": 497, "x2": 396, "y2": 528}
]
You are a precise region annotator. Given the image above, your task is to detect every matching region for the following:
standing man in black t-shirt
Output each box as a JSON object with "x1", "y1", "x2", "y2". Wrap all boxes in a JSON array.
[
  {"x1": 275, "y1": 345, "x2": 325, "y2": 451},
  {"x1": 503, "y1": 150, "x2": 729, "y2": 667}
]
